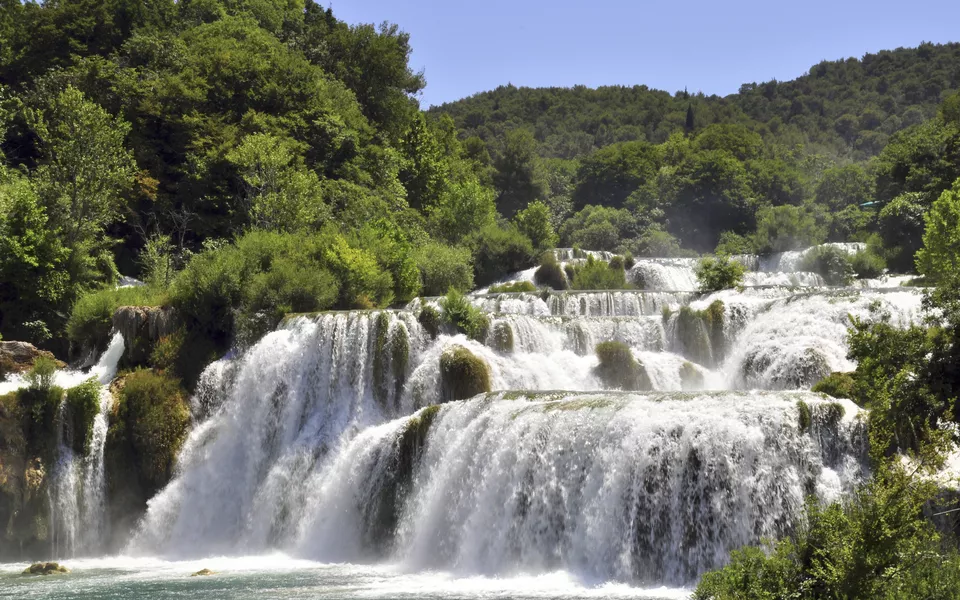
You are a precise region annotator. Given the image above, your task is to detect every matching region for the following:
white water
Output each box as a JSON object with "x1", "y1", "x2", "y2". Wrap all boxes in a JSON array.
[{"x1": 48, "y1": 333, "x2": 125, "y2": 558}]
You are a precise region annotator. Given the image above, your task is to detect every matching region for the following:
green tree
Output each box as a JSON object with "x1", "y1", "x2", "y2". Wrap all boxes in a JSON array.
[
  {"x1": 752, "y1": 205, "x2": 826, "y2": 254},
  {"x1": 514, "y1": 200, "x2": 558, "y2": 252},
  {"x1": 426, "y1": 178, "x2": 497, "y2": 245},
  {"x1": 29, "y1": 85, "x2": 136, "y2": 248},
  {"x1": 816, "y1": 164, "x2": 874, "y2": 210},
  {"x1": 493, "y1": 128, "x2": 547, "y2": 218},
  {"x1": 916, "y1": 179, "x2": 960, "y2": 279},
  {"x1": 571, "y1": 141, "x2": 661, "y2": 210}
]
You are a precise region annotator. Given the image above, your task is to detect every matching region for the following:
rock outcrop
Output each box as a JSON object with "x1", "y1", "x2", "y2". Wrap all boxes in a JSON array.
[
  {"x1": 0, "y1": 341, "x2": 64, "y2": 379},
  {"x1": 22, "y1": 562, "x2": 69, "y2": 575},
  {"x1": 112, "y1": 307, "x2": 179, "y2": 366}
]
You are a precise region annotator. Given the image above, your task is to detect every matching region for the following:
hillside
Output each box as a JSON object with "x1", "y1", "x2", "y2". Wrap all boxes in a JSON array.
[{"x1": 431, "y1": 42, "x2": 960, "y2": 161}]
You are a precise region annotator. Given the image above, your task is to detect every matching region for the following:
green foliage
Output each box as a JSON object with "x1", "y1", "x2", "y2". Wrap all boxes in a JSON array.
[
  {"x1": 714, "y1": 231, "x2": 756, "y2": 255},
  {"x1": 492, "y1": 128, "x2": 548, "y2": 218},
  {"x1": 439, "y1": 289, "x2": 489, "y2": 342},
  {"x1": 693, "y1": 460, "x2": 960, "y2": 600},
  {"x1": 439, "y1": 345, "x2": 491, "y2": 402},
  {"x1": 490, "y1": 321, "x2": 514, "y2": 353},
  {"x1": 417, "y1": 305, "x2": 441, "y2": 339},
  {"x1": 25, "y1": 356, "x2": 57, "y2": 392},
  {"x1": 877, "y1": 193, "x2": 926, "y2": 272},
  {"x1": 568, "y1": 255, "x2": 628, "y2": 290},
  {"x1": 593, "y1": 341, "x2": 651, "y2": 391},
  {"x1": 560, "y1": 205, "x2": 637, "y2": 252},
  {"x1": 812, "y1": 372, "x2": 856, "y2": 400},
  {"x1": 533, "y1": 252, "x2": 568, "y2": 290},
  {"x1": 425, "y1": 178, "x2": 497, "y2": 245},
  {"x1": 796, "y1": 400, "x2": 812, "y2": 432},
  {"x1": 469, "y1": 223, "x2": 536, "y2": 287},
  {"x1": 513, "y1": 200, "x2": 558, "y2": 252},
  {"x1": 752, "y1": 205, "x2": 826, "y2": 254},
  {"x1": 850, "y1": 247, "x2": 886, "y2": 279},
  {"x1": 695, "y1": 255, "x2": 746, "y2": 292},
  {"x1": 488, "y1": 281, "x2": 537, "y2": 294},
  {"x1": 67, "y1": 285, "x2": 169, "y2": 352},
  {"x1": 801, "y1": 246, "x2": 855, "y2": 286},
  {"x1": 916, "y1": 178, "x2": 960, "y2": 280},
  {"x1": 572, "y1": 140, "x2": 661, "y2": 210},
  {"x1": 65, "y1": 378, "x2": 101, "y2": 455},
  {"x1": 113, "y1": 369, "x2": 190, "y2": 495},
  {"x1": 413, "y1": 242, "x2": 474, "y2": 296},
  {"x1": 150, "y1": 329, "x2": 185, "y2": 374}
]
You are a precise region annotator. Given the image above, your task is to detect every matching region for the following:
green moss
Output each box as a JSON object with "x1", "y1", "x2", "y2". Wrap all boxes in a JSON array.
[
  {"x1": 675, "y1": 301, "x2": 725, "y2": 367},
  {"x1": 490, "y1": 321, "x2": 515, "y2": 353},
  {"x1": 535, "y1": 259, "x2": 568, "y2": 291},
  {"x1": 680, "y1": 362, "x2": 704, "y2": 391},
  {"x1": 797, "y1": 400, "x2": 812, "y2": 432},
  {"x1": 111, "y1": 369, "x2": 190, "y2": 497},
  {"x1": 372, "y1": 312, "x2": 391, "y2": 408},
  {"x1": 812, "y1": 372, "x2": 856, "y2": 400},
  {"x1": 65, "y1": 379, "x2": 101, "y2": 456},
  {"x1": 593, "y1": 341, "x2": 652, "y2": 391},
  {"x1": 418, "y1": 305, "x2": 441, "y2": 339},
  {"x1": 439, "y1": 345, "x2": 492, "y2": 402},
  {"x1": 819, "y1": 402, "x2": 846, "y2": 428},
  {"x1": 389, "y1": 323, "x2": 410, "y2": 409},
  {"x1": 440, "y1": 290, "x2": 489, "y2": 342},
  {"x1": 488, "y1": 281, "x2": 538, "y2": 294}
]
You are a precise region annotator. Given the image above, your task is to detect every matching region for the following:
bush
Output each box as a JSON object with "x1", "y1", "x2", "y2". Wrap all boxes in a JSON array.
[
  {"x1": 114, "y1": 369, "x2": 190, "y2": 495},
  {"x1": 439, "y1": 345, "x2": 491, "y2": 402},
  {"x1": 488, "y1": 281, "x2": 537, "y2": 294},
  {"x1": 414, "y1": 242, "x2": 474, "y2": 296},
  {"x1": 752, "y1": 204, "x2": 826, "y2": 254},
  {"x1": 850, "y1": 248, "x2": 886, "y2": 279},
  {"x1": 695, "y1": 255, "x2": 746, "y2": 292},
  {"x1": 150, "y1": 329, "x2": 185, "y2": 373},
  {"x1": 593, "y1": 341, "x2": 651, "y2": 391},
  {"x1": 916, "y1": 179, "x2": 960, "y2": 280},
  {"x1": 801, "y1": 246, "x2": 854, "y2": 286},
  {"x1": 439, "y1": 289, "x2": 489, "y2": 342},
  {"x1": 714, "y1": 231, "x2": 756, "y2": 255},
  {"x1": 67, "y1": 286, "x2": 170, "y2": 352},
  {"x1": 514, "y1": 200, "x2": 558, "y2": 252},
  {"x1": 470, "y1": 224, "x2": 536, "y2": 287},
  {"x1": 534, "y1": 253, "x2": 568, "y2": 290},
  {"x1": 569, "y1": 256, "x2": 628, "y2": 290},
  {"x1": 812, "y1": 372, "x2": 856, "y2": 400},
  {"x1": 65, "y1": 378, "x2": 101, "y2": 455},
  {"x1": 418, "y1": 305, "x2": 441, "y2": 339},
  {"x1": 693, "y1": 461, "x2": 960, "y2": 600}
]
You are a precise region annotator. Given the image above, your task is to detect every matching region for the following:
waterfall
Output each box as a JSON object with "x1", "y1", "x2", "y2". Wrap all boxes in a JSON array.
[
  {"x1": 49, "y1": 332, "x2": 125, "y2": 558},
  {"x1": 122, "y1": 246, "x2": 926, "y2": 586}
]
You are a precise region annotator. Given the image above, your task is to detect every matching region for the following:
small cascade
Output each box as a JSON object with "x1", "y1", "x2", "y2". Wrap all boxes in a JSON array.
[
  {"x1": 49, "y1": 332, "x2": 125, "y2": 558},
  {"x1": 629, "y1": 258, "x2": 699, "y2": 291}
]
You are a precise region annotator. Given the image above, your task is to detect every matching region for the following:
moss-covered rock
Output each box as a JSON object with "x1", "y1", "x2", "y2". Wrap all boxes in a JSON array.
[
  {"x1": 490, "y1": 322, "x2": 515, "y2": 353},
  {"x1": 439, "y1": 345, "x2": 492, "y2": 402},
  {"x1": 674, "y1": 301, "x2": 725, "y2": 367},
  {"x1": 535, "y1": 254, "x2": 568, "y2": 291},
  {"x1": 797, "y1": 400, "x2": 812, "y2": 432},
  {"x1": 0, "y1": 342, "x2": 64, "y2": 380},
  {"x1": 812, "y1": 372, "x2": 856, "y2": 400},
  {"x1": 488, "y1": 281, "x2": 537, "y2": 294},
  {"x1": 679, "y1": 361, "x2": 704, "y2": 391},
  {"x1": 593, "y1": 341, "x2": 652, "y2": 391},
  {"x1": 22, "y1": 562, "x2": 69, "y2": 575},
  {"x1": 64, "y1": 379, "x2": 101, "y2": 456},
  {"x1": 417, "y1": 305, "x2": 441, "y2": 339},
  {"x1": 191, "y1": 568, "x2": 215, "y2": 577},
  {"x1": 112, "y1": 306, "x2": 179, "y2": 368}
]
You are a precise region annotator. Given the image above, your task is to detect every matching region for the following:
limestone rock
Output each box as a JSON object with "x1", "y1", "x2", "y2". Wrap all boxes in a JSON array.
[
  {"x1": 0, "y1": 341, "x2": 64, "y2": 378},
  {"x1": 191, "y1": 568, "x2": 216, "y2": 576},
  {"x1": 112, "y1": 306, "x2": 179, "y2": 365}
]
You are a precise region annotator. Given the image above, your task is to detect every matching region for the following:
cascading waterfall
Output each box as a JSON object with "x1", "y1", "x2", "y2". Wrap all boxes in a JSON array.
[
  {"x1": 49, "y1": 332, "x2": 125, "y2": 558},
  {"x1": 121, "y1": 244, "x2": 926, "y2": 588}
]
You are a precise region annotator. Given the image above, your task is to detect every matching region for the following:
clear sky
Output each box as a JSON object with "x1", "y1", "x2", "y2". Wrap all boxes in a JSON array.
[{"x1": 328, "y1": 0, "x2": 960, "y2": 108}]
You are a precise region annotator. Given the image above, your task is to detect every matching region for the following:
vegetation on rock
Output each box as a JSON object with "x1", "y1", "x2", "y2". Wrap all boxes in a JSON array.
[
  {"x1": 593, "y1": 341, "x2": 652, "y2": 391},
  {"x1": 695, "y1": 256, "x2": 745, "y2": 293},
  {"x1": 439, "y1": 345, "x2": 491, "y2": 402}
]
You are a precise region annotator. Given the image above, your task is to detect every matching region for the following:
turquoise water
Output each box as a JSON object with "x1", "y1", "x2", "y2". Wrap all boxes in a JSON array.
[{"x1": 0, "y1": 556, "x2": 690, "y2": 599}]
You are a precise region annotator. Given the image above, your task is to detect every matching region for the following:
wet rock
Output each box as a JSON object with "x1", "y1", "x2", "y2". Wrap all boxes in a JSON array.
[
  {"x1": 191, "y1": 568, "x2": 216, "y2": 576},
  {"x1": 112, "y1": 306, "x2": 179, "y2": 365},
  {"x1": 0, "y1": 341, "x2": 64, "y2": 379},
  {"x1": 22, "y1": 562, "x2": 69, "y2": 575}
]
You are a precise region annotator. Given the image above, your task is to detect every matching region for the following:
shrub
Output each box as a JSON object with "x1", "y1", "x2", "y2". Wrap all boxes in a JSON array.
[
  {"x1": 850, "y1": 248, "x2": 887, "y2": 279},
  {"x1": 514, "y1": 200, "x2": 559, "y2": 252},
  {"x1": 534, "y1": 253, "x2": 568, "y2": 290},
  {"x1": 488, "y1": 281, "x2": 537, "y2": 294},
  {"x1": 916, "y1": 179, "x2": 960, "y2": 280},
  {"x1": 695, "y1": 255, "x2": 746, "y2": 292},
  {"x1": 812, "y1": 372, "x2": 856, "y2": 400},
  {"x1": 418, "y1": 305, "x2": 441, "y2": 339},
  {"x1": 801, "y1": 246, "x2": 854, "y2": 286},
  {"x1": 114, "y1": 369, "x2": 190, "y2": 494},
  {"x1": 67, "y1": 286, "x2": 170, "y2": 352},
  {"x1": 439, "y1": 289, "x2": 489, "y2": 342},
  {"x1": 470, "y1": 224, "x2": 536, "y2": 287},
  {"x1": 714, "y1": 231, "x2": 756, "y2": 255},
  {"x1": 439, "y1": 345, "x2": 491, "y2": 402},
  {"x1": 65, "y1": 378, "x2": 101, "y2": 455},
  {"x1": 569, "y1": 256, "x2": 628, "y2": 290},
  {"x1": 593, "y1": 341, "x2": 651, "y2": 391},
  {"x1": 414, "y1": 242, "x2": 474, "y2": 296},
  {"x1": 150, "y1": 329, "x2": 185, "y2": 373},
  {"x1": 19, "y1": 357, "x2": 63, "y2": 456},
  {"x1": 752, "y1": 204, "x2": 826, "y2": 254},
  {"x1": 623, "y1": 251, "x2": 635, "y2": 270}
]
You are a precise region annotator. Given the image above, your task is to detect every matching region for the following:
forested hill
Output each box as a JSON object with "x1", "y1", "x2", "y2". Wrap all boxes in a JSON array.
[{"x1": 431, "y1": 42, "x2": 960, "y2": 161}]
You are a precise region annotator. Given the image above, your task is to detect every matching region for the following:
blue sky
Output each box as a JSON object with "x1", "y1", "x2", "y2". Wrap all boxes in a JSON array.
[{"x1": 329, "y1": 0, "x2": 960, "y2": 108}]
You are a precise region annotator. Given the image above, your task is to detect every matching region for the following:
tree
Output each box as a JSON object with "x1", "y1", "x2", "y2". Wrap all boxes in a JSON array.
[
  {"x1": 493, "y1": 128, "x2": 547, "y2": 218},
  {"x1": 426, "y1": 178, "x2": 496, "y2": 245},
  {"x1": 752, "y1": 205, "x2": 826, "y2": 254},
  {"x1": 514, "y1": 200, "x2": 558, "y2": 252},
  {"x1": 29, "y1": 85, "x2": 136, "y2": 248},
  {"x1": 916, "y1": 179, "x2": 960, "y2": 279},
  {"x1": 815, "y1": 164, "x2": 874, "y2": 210},
  {"x1": 226, "y1": 133, "x2": 328, "y2": 232},
  {"x1": 571, "y1": 141, "x2": 661, "y2": 210}
]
